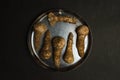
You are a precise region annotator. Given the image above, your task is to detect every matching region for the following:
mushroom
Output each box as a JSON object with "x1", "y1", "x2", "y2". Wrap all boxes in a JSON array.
[
  {"x1": 40, "y1": 30, "x2": 52, "y2": 59},
  {"x1": 52, "y1": 36, "x2": 65, "y2": 68},
  {"x1": 34, "y1": 23, "x2": 47, "y2": 51},
  {"x1": 63, "y1": 32, "x2": 74, "y2": 64},
  {"x1": 76, "y1": 25, "x2": 89, "y2": 58}
]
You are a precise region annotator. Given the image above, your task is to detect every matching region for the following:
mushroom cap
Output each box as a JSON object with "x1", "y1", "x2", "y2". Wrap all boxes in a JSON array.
[
  {"x1": 76, "y1": 25, "x2": 89, "y2": 35},
  {"x1": 34, "y1": 23, "x2": 47, "y2": 33},
  {"x1": 52, "y1": 36, "x2": 65, "y2": 49}
]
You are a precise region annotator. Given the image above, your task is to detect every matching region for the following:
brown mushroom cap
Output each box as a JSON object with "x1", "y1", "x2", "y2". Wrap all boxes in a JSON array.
[
  {"x1": 52, "y1": 36, "x2": 65, "y2": 49},
  {"x1": 76, "y1": 25, "x2": 89, "y2": 35},
  {"x1": 34, "y1": 23, "x2": 47, "y2": 33}
]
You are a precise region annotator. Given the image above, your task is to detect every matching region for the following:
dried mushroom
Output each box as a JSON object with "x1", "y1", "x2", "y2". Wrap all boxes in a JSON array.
[
  {"x1": 48, "y1": 12, "x2": 77, "y2": 26},
  {"x1": 63, "y1": 32, "x2": 74, "y2": 64},
  {"x1": 76, "y1": 25, "x2": 89, "y2": 58},
  {"x1": 40, "y1": 30, "x2": 52, "y2": 59},
  {"x1": 34, "y1": 23, "x2": 47, "y2": 51},
  {"x1": 52, "y1": 36, "x2": 65, "y2": 68}
]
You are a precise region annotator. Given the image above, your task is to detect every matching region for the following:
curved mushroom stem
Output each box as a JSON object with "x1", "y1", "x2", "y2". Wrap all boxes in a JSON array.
[
  {"x1": 76, "y1": 25, "x2": 89, "y2": 58},
  {"x1": 52, "y1": 36, "x2": 65, "y2": 68}
]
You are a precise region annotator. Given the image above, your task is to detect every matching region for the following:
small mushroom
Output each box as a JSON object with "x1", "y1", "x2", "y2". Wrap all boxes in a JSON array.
[
  {"x1": 40, "y1": 30, "x2": 52, "y2": 59},
  {"x1": 52, "y1": 36, "x2": 65, "y2": 68},
  {"x1": 63, "y1": 32, "x2": 74, "y2": 64},
  {"x1": 76, "y1": 25, "x2": 89, "y2": 58},
  {"x1": 48, "y1": 12, "x2": 77, "y2": 26},
  {"x1": 34, "y1": 23, "x2": 47, "y2": 51}
]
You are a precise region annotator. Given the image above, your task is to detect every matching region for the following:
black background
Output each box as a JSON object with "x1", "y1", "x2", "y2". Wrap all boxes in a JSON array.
[{"x1": 1, "y1": 0, "x2": 120, "y2": 80}]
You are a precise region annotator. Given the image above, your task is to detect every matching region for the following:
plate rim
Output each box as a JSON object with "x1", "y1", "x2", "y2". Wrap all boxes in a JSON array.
[{"x1": 27, "y1": 9, "x2": 93, "y2": 71}]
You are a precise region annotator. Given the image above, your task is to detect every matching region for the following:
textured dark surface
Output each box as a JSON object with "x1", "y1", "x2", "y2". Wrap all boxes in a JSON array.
[{"x1": 1, "y1": 0, "x2": 120, "y2": 80}]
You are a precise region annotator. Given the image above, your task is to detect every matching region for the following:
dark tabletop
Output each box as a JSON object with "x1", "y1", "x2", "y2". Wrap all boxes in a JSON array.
[{"x1": 1, "y1": 0, "x2": 120, "y2": 80}]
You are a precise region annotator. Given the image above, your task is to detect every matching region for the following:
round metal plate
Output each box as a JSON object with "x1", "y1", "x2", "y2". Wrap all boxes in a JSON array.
[{"x1": 28, "y1": 9, "x2": 92, "y2": 71}]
